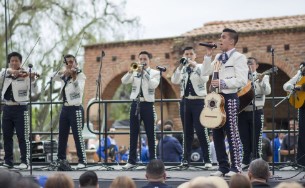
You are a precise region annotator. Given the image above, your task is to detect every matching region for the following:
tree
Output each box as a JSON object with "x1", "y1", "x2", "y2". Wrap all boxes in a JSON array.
[{"x1": 0, "y1": 0, "x2": 139, "y2": 133}]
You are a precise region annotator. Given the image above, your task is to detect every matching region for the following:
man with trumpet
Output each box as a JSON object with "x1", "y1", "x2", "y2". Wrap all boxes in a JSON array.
[
  {"x1": 171, "y1": 46, "x2": 212, "y2": 168},
  {"x1": 238, "y1": 57, "x2": 271, "y2": 168},
  {"x1": 121, "y1": 51, "x2": 160, "y2": 169}
]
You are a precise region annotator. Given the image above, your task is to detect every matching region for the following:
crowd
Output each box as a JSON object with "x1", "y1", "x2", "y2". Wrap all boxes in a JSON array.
[{"x1": 1, "y1": 159, "x2": 305, "y2": 188}]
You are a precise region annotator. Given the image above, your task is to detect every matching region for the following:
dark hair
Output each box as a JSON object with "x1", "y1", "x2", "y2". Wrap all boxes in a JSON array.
[
  {"x1": 249, "y1": 158, "x2": 270, "y2": 180},
  {"x1": 146, "y1": 159, "x2": 165, "y2": 179},
  {"x1": 182, "y1": 46, "x2": 195, "y2": 54},
  {"x1": 247, "y1": 57, "x2": 258, "y2": 65},
  {"x1": 79, "y1": 171, "x2": 98, "y2": 187},
  {"x1": 163, "y1": 120, "x2": 174, "y2": 127},
  {"x1": 223, "y1": 28, "x2": 239, "y2": 45},
  {"x1": 7, "y1": 52, "x2": 22, "y2": 63},
  {"x1": 138, "y1": 51, "x2": 152, "y2": 59},
  {"x1": 163, "y1": 124, "x2": 172, "y2": 132},
  {"x1": 229, "y1": 174, "x2": 251, "y2": 188},
  {"x1": 64, "y1": 54, "x2": 77, "y2": 64}
]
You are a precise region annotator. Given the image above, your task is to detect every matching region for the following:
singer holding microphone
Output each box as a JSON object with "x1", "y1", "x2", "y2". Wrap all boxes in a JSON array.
[
  {"x1": 283, "y1": 62, "x2": 305, "y2": 167},
  {"x1": 54, "y1": 54, "x2": 87, "y2": 169},
  {"x1": 201, "y1": 28, "x2": 248, "y2": 177},
  {"x1": 171, "y1": 46, "x2": 212, "y2": 168},
  {"x1": 121, "y1": 51, "x2": 160, "y2": 169},
  {"x1": 0, "y1": 52, "x2": 38, "y2": 169}
]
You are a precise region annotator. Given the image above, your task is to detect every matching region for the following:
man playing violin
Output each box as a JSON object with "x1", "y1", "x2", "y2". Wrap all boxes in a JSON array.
[
  {"x1": 54, "y1": 54, "x2": 87, "y2": 169},
  {"x1": 283, "y1": 62, "x2": 305, "y2": 167},
  {"x1": 238, "y1": 57, "x2": 271, "y2": 168},
  {"x1": 0, "y1": 51, "x2": 38, "y2": 169}
]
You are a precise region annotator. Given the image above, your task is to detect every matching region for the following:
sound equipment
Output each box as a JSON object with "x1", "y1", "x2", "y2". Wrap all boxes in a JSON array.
[
  {"x1": 200, "y1": 61, "x2": 226, "y2": 128},
  {"x1": 289, "y1": 76, "x2": 305, "y2": 108},
  {"x1": 238, "y1": 67, "x2": 278, "y2": 112}
]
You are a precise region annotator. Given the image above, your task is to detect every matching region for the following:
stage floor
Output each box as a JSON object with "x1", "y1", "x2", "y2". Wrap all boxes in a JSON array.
[{"x1": 18, "y1": 164, "x2": 305, "y2": 188}]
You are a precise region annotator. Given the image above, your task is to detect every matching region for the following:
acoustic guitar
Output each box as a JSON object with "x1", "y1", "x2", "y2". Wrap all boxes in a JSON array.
[
  {"x1": 289, "y1": 76, "x2": 305, "y2": 108},
  {"x1": 238, "y1": 67, "x2": 278, "y2": 112},
  {"x1": 200, "y1": 61, "x2": 226, "y2": 129}
]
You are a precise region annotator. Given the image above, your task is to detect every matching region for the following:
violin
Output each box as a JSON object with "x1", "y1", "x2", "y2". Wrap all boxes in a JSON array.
[{"x1": 7, "y1": 68, "x2": 40, "y2": 80}]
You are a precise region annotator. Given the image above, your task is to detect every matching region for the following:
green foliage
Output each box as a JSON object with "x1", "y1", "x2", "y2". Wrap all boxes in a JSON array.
[{"x1": 110, "y1": 84, "x2": 132, "y2": 120}]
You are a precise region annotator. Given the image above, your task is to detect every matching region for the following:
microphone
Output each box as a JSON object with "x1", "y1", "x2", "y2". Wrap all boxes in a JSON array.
[
  {"x1": 156, "y1": 66, "x2": 166, "y2": 72},
  {"x1": 199, "y1": 42, "x2": 217, "y2": 48},
  {"x1": 300, "y1": 62, "x2": 305, "y2": 69},
  {"x1": 28, "y1": 64, "x2": 33, "y2": 68}
]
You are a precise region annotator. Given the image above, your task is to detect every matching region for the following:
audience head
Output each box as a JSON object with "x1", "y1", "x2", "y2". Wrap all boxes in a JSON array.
[
  {"x1": 15, "y1": 176, "x2": 40, "y2": 188},
  {"x1": 0, "y1": 169, "x2": 22, "y2": 188},
  {"x1": 248, "y1": 158, "x2": 270, "y2": 182},
  {"x1": 229, "y1": 174, "x2": 251, "y2": 188},
  {"x1": 178, "y1": 182, "x2": 190, "y2": 188},
  {"x1": 79, "y1": 171, "x2": 99, "y2": 188},
  {"x1": 109, "y1": 176, "x2": 136, "y2": 188},
  {"x1": 45, "y1": 173, "x2": 74, "y2": 188},
  {"x1": 189, "y1": 176, "x2": 228, "y2": 188},
  {"x1": 275, "y1": 182, "x2": 303, "y2": 188},
  {"x1": 145, "y1": 159, "x2": 166, "y2": 182}
]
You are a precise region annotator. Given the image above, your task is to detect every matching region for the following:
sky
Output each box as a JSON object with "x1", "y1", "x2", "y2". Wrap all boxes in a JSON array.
[{"x1": 125, "y1": 0, "x2": 305, "y2": 40}]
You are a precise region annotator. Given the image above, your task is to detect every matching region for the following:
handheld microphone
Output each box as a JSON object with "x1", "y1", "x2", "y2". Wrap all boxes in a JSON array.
[
  {"x1": 300, "y1": 62, "x2": 305, "y2": 69},
  {"x1": 199, "y1": 42, "x2": 217, "y2": 48},
  {"x1": 156, "y1": 66, "x2": 166, "y2": 72},
  {"x1": 28, "y1": 64, "x2": 33, "y2": 68}
]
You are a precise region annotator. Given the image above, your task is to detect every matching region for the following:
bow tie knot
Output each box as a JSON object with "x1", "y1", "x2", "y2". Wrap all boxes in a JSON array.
[{"x1": 218, "y1": 52, "x2": 229, "y2": 64}]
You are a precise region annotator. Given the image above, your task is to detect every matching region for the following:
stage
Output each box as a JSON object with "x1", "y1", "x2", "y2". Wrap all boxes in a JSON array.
[{"x1": 17, "y1": 164, "x2": 305, "y2": 188}]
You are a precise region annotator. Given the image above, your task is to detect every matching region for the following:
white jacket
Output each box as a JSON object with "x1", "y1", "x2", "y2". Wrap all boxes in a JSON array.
[
  {"x1": 0, "y1": 69, "x2": 38, "y2": 102},
  {"x1": 201, "y1": 51, "x2": 248, "y2": 94},
  {"x1": 171, "y1": 63, "x2": 209, "y2": 97},
  {"x1": 121, "y1": 67, "x2": 160, "y2": 102},
  {"x1": 283, "y1": 70, "x2": 302, "y2": 91},
  {"x1": 53, "y1": 71, "x2": 86, "y2": 106}
]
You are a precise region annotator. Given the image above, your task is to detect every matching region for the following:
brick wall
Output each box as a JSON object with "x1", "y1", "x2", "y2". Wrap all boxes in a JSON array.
[{"x1": 84, "y1": 29, "x2": 305, "y2": 131}]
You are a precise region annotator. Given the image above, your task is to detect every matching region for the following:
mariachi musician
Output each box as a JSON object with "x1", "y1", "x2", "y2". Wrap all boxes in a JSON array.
[
  {"x1": 238, "y1": 57, "x2": 271, "y2": 168},
  {"x1": 171, "y1": 46, "x2": 211, "y2": 168},
  {"x1": 0, "y1": 52, "x2": 38, "y2": 169},
  {"x1": 201, "y1": 28, "x2": 248, "y2": 177},
  {"x1": 54, "y1": 54, "x2": 87, "y2": 169},
  {"x1": 283, "y1": 62, "x2": 305, "y2": 167},
  {"x1": 121, "y1": 51, "x2": 160, "y2": 169}
]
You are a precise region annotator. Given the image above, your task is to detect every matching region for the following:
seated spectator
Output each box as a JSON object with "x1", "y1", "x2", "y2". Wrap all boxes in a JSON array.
[
  {"x1": 142, "y1": 159, "x2": 172, "y2": 188},
  {"x1": 248, "y1": 158, "x2": 271, "y2": 188},
  {"x1": 280, "y1": 120, "x2": 298, "y2": 162},
  {"x1": 271, "y1": 132, "x2": 285, "y2": 162},
  {"x1": 45, "y1": 173, "x2": 74, "y2": 188},
  {"x1": 189, "y1": 176, "x2": 228, "y2": 188},
  {"x1": 229, "y1": 174, "x2": 251, "y2": 188},
  {"x1": 119, "y1": 145, "x2": 129, "y2": 162},
  {"x1": 109, "y1": 176, "x2": 136, "y2": 188},
  {"x1": 0, "y1": 169, "x2": 22, "y2": 188},
  {"x1": 96, "y1": 128, "x2": 119, "y2": 162},
  {"x1": 275, "y1": 182, "x2": 303, "y2": 188},
  {"x1": 157, "y1": 124, "x2": 182, "y2": 162},
  {"x1": 261, "y1": 137, "x2": 272, "y2": 162},
  {"x1": 190, "y1": 135, "x2": 203, "y2": 162},
  {"x1": 79, "y1": 171, "x2": 99, "y2": 188}
]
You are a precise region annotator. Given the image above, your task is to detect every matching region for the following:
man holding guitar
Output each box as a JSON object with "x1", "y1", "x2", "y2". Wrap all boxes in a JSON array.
[
  {"x1": 171, "y1": 46, "x2": 212, "y2": 168},
  {"x1": 201, "y1": 28, "x2": 248, "y2": 177},
  {"x1": 283, "y1": 62, "x2": 305, "y2": 167},
  {"x1": 238, "y1": 57, "x2": 271, "y2": 168}
]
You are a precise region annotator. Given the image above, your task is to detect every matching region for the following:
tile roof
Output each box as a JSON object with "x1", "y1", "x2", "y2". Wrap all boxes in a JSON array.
[{"x1": 182, "y1": 15, "x2": 305, "y2": 36}]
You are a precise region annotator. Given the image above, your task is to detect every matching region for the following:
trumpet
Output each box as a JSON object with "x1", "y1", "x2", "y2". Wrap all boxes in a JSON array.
[
  {"x1": 130, "y1": 62, "x2": 139, "y2": 71},
  {"x1": 130, "y1": 62, "x2": 146, "y2": 72},
  {"x1": 180, "y1": 57, "x2": 190, "y2": 66}
]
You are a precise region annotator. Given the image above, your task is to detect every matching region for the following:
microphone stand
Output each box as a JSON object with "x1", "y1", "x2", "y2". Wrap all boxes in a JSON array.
[
  {"x1": 34, "y1": 60, "x2": 64, "y2": 171},
  {"x1": 0, "y1": 0, "x2": 9, "y2": 164},
  {"x1": 91, "y1": 51, "x2": 112, "y2": 170},
  {"x1": 135, "y1": 63, "x2": 146, "y2": 167},
  {"x1": 28, "y1": 64, "x2": 33, "y2": 175},
  {"x1": 156, "y1": 66, "x2": 166, "y2": 160},
  {"x1": 248, "y1": 66, "x2": 257, "y2": 160}
]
